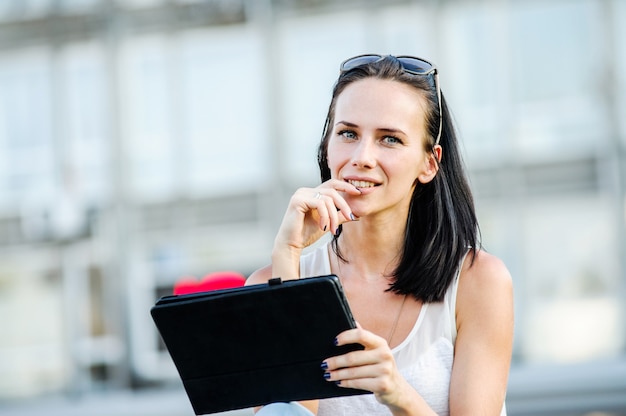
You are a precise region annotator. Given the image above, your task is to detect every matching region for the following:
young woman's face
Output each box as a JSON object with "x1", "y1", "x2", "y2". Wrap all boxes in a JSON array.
[{"x1": 327, "y1": 77, "x2": 435, "y2": 218}]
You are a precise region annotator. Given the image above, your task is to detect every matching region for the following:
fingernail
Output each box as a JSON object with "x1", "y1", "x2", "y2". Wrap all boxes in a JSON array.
[
  {"x1": 349, "y1": 213, "x2": 356, "y2": 221},
  {"x1": 320, "y1": 361, "x2": 328, "y2": 370},
  {"x1": 323, "y1": 225, "x2": 327, "y2": 231},
  {"x1": 333, "y1": 337, "x2": 339, "y2": 346},
  {"x1": 323, "y1": 372, "x2": 331, "y2": 380},
  {"x1": 334, "y1": 381, "x2": 341, "y2": 386},
  {"x1": 334, "y1": 228, "x2": 339, "y2": 235}
]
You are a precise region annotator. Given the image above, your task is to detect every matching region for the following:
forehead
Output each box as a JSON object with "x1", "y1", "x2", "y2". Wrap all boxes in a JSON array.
[{"x1": 334, "y1": 78, "x2": 428, "y2": 134}]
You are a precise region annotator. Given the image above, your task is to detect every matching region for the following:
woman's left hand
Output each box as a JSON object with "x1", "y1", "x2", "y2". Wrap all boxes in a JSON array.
[{"x1": 321, "y1": 326, "x2": 415, "y2": 410}]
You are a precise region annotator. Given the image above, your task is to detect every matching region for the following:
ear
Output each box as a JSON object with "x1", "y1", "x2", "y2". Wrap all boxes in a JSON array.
[{"x1": 417, "y1": 144, "x2": 442, "y2": 184}]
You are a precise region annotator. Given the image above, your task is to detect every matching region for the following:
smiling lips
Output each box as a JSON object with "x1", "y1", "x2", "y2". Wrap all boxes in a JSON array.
[{"x1": 347, "y1": 179, "x2": 378, "y2": 188}]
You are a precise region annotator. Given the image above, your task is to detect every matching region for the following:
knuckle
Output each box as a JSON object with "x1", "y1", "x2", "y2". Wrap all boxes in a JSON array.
[
  {"x1": 379, "y1": 380, "x2": 393, "y2": 394},
  {"x1": 336, "y1": 368, "x2": 351, "y2": 380},
  {"x1": 379, "y1": 349, "x2": 393, "y2": 362},
  {"x1": 380, "y1": 364, "x2": 393, "y2": 378},
  {"x1": 372, "y1": 379, "x2": 385, "y2": 393},
  {"x1": 343, "y1": 353, "x2": 357, "y2": 367}
]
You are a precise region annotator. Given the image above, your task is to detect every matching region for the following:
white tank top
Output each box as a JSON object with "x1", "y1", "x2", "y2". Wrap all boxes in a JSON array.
[{"x1": 299, "y1": 242, "x2": 506, "y2": 416}]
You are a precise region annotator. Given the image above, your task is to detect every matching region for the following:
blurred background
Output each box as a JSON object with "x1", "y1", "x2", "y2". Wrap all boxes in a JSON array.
[{"x1": 0, "y1": 0, "x2": 624, "y2": 415}]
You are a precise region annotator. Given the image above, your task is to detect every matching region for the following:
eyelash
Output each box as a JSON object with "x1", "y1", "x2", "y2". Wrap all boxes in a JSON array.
[
  {"x1": 337, "y1": 130, "x2": 403, "y2": 145},
  {"x1": 338, "y1": 129, "x2": 357, "y2": 140},
  {"x1": 383, "y1": 135, "x2": 402, "y2": 145}
]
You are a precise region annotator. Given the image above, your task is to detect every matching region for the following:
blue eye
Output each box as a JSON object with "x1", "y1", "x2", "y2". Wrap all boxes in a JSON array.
[
  {"x1": 338, "y1": 130, "x2": 357, "y2": 140},
  {"x1": 383, "y1": 135, "x2": 402, "y2": 145}
]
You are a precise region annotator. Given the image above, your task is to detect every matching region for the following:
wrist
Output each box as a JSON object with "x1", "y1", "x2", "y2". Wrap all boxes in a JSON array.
[
  {"x1": 383, "y1": 380, "x2": 437, "y2": 416},
  {"x1": 271, "y1": 245, "x2": 303, "y2": 279}
]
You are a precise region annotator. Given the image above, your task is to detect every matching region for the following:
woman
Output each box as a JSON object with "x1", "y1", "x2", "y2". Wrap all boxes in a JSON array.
[{"x1": 247, "y1": 54, "x2": 514, "y2": 415}]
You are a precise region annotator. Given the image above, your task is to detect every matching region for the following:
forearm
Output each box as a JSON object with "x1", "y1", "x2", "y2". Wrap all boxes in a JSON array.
[
  {"x1": 388, "y1": 400, "x2": 438, "y2": 416},
  {"x1": 383, "y1": 379, "x2": 438, "y2": 416},
  {"x1": 271, "y1": 244, "x2": 302, "y2": 279}
]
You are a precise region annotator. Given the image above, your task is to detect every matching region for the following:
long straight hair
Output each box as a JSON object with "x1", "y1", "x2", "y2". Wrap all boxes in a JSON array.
[{"x1": 317, "y1": 56, "x2": 480, "y2": 302}]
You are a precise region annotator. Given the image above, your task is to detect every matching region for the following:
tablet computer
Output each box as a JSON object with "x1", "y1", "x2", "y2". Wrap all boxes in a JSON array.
[{"x1": 150, "y1": 274, "x2": 368, "y2": 415}]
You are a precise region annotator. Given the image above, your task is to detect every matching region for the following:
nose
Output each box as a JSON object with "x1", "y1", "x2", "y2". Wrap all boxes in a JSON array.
[{"x1": 351, "y1": 138, "x2": 377, "y2": 169}]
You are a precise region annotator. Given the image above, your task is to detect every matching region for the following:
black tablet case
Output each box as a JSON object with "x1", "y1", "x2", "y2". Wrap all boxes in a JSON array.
[{"x1": 150, "y1": 275, "x2": 369, "y2": 415}]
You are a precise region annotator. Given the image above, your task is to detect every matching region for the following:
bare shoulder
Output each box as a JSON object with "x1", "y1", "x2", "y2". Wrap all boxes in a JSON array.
[
  {"x1": 246, "y1": 264, "x2": 273, "y2": 286},
  {"x1": 457, "y1": 250, "x2": 513, "y2": 325},
  {"x1": 460, "y1": 249, "x2": 512, "y2": 293}
]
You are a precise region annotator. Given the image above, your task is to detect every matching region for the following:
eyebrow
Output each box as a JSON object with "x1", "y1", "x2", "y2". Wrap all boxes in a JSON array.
[
  {"x1": 335, "y1": 120, "x2": 358, "y2": 128},
  {"x1": 335, "y1": 120, "x2": 407, "y2": 136}
]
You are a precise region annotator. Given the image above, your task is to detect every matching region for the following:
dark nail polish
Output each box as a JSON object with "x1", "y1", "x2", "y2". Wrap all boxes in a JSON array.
[
  {"x1": 333, "y1": 338, "x2": 339, "y2": 346},
  {"x1": 349, "y1": 213, "x2": 356, "y2": 221},
  {"x1": 334, "y1": 381, "x2": 341, "y2": 386},
  {"x1": 320, "y1": 361, "x2": 328, "y2": 370},
  {"x1": 323, "y1": 372, "x2": 331, "y2": 380},
  {"x1": 323, "y1": 225, "x2": 327, "y2": 231}
]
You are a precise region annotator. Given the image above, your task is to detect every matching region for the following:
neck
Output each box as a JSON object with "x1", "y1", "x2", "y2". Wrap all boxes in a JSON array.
[{"x1": 336, "y1": 216, "x2": 406, "y2": 280}]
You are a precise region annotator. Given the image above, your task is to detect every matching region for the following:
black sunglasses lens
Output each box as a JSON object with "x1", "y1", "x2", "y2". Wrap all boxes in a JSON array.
[
  {"x1": 342, "y1": 55, "x2": 434, "y2": 75},
  {"x1": 397, "y1": 57, "x2": 433, "y2": 74},
  {"x1": 341, "y1": 55, "x2": 382, "y2": 72}
]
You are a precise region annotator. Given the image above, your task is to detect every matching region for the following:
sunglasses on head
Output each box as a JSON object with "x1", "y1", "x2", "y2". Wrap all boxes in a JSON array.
[{"x1": 340, "y1": 54, "x2": 442, "y2": 146}]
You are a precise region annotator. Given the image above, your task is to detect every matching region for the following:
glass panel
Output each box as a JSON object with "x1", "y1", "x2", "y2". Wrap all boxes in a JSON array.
[
  {"x1": 614, "y1": 0, "x2": 626, "y2": 143},
  {"x1": 119, "y1": 36, "x2": 176, "y2": 201},
  {"x1": 0, "y1": 48, "x2": 55, "y2": 211},
  {"x1": 0, "y1": 1, "x2": 19, "y2": 22},
  {"x1": 511, "y1": 0, "x2": 601, "y2": 101},
  {"x1": 61, "y1": 0, "x2": 102, "y2": 13},
  {"x1": 24, "y1": 0, "x2": 53, "y2": 18},
  {"x1": 115, "y1": 0, "x2": 164, "y2": 9},
  {"x1": 509, "y1": 1, "x2": 608, "y2": 155},
  {"x1": 0, "y1": 253, "x2": 65, "y2": 399},
  {"x1": 60, "y1": 41, "x2": 112, "y2": 206},
  {"x1": 441, "y1": 3, "x2": 504, "y2": 159},
  {"x1": 377, "y1": 4, "x2": 439, "y2": 60},
  {"x1": 442, "y1": 3, "x2": 499, "y2": 108},
  {"x1": 520, "y1": 195, "x2": 622, "y2": 363},
  {"x1": 477, "y1": 192, "x2": 624, "y2": 364},
  {"x1": 179, "y1": 26, "x2": 270, "y2": 196}
]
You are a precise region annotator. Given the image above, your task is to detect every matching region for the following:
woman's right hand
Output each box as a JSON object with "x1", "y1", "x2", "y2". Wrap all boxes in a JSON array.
[
  {"x1": 276, "y1": 179, "x2": 361, "y2": 249},
  {"x1": 270, "y1": 179, "x2": 361, "y2": 278}
]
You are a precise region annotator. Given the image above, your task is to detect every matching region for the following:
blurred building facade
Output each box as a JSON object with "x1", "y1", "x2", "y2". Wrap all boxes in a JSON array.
[{"x1": 0, "y1": 0, "x2": 625, "y2": 414}]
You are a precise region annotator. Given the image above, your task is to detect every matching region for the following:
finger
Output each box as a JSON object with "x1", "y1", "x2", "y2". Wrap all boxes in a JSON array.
[
  {"x1": 310, "y1": 190, "x2": 356, "y2": 233},
  {"x1": 307, "y1": 190, "x2": 336, "y2": 233},
  {"x1": 324, "y1": 348, "x2": 381, "y2": 372},
  {"x1": 324, "y1": 361, "x2": 382, "y2": 385},
  {"x1": 325, "y1": 180, "x2": 361, "y2": 224},
  {"x1": 311, "y1": 193, "x2": 331, "y2": 232},
  {"x1": 322, "y1": 329, "x2": 389, "y2": 373},
  {"x1": 330, "y1": 370, "x2": 401, "y2": 401},
  {"x1": 330, "y1": 205, "x2": 346, "y2": 236},
  {"x1": 335, "y1": 327, "x2": 386, "y2": 350},
  {"x1": 316, "y1": 192, "x2": 358, "y2": 229},
  {"x1": 318, "y1": 193, "x2": 340, "y2": 235},
  {"x1": 330, "y1": 377, "x2": 382, "y2": 393},
  {"x1": 327, "y1": 178, "x2": 362, "y2": 196}
]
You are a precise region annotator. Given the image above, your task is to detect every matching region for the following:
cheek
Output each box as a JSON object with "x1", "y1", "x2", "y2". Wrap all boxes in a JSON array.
[{"x1": 393, "y1": 156, "x2": 423, "y2": 184}]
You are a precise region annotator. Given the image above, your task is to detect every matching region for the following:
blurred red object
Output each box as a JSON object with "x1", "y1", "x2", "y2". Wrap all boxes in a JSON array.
[{"x1": 173, "y1": 271, "x2": 246, "y2": 295}]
